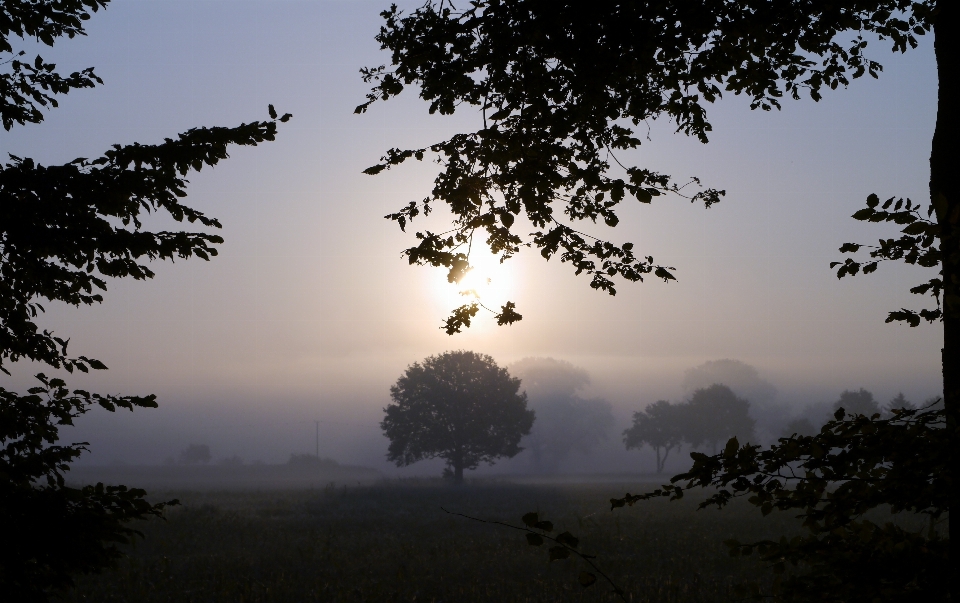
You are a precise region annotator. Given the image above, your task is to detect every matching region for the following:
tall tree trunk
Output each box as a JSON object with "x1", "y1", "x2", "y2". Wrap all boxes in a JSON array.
[
  {"x1": 655, "y1": 447, "x2": 663, "y2": 474},
  {"x1": 932, "y1": 0, "x2": 958, "y2": 585},
  {"x1": 454, "y1": 462, "x2": 464, "y2": 484}
]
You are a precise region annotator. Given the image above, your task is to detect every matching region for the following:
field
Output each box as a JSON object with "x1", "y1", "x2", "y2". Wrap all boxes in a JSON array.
[{"x1": 57, "y1": 478, "x2": 804, "y2": 603}]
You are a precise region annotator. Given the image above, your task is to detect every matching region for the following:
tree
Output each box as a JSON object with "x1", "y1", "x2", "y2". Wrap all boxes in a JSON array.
[
  {"x1": 1, "y1": 2, "x2": 287, "y2": 598},
  {"x1": 178, "y1": 444, "x2": 211, "y2": 465},
  {"x1": 681, "y1": 384, "x2": 756, "y2": 453},
  {"x1": 510, "y1": 357, "x2": 613, "y2": 473},
  {"x1": 623, "y1": 400, "x2": 683, "y2": 474},
  {"x1": 381, "y1": 351, "x2": 534, "y2": 483},
  {"x1": 832, "y1": 388, "x2": 881, "y2": 417}
]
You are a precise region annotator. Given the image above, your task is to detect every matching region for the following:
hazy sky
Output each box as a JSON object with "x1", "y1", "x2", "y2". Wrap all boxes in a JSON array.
[{"x1": 2, "y1": 1, "x2": 942, "y2": 469}]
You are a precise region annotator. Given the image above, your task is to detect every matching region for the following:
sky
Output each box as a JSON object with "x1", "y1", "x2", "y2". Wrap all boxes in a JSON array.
[{"x1": 1, "y1": 0, "x2": 943, "y2": 472}]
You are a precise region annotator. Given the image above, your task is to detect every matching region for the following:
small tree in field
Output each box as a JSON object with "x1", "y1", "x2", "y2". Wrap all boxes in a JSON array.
[
  {"x1": 623, "y1": 400, "x2": 682, "y2": 474},
  {"x1": 382, "y1": 351, "x2": 534, "y2": 483}
]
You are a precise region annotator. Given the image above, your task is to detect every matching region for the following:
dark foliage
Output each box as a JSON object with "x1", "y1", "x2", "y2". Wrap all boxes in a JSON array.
[
  {"x1": 360, "y1": 0, "x2": 934, "y2": 329},
  {"x1": 382, "y1": 351, "x2": 534, "y2": 482},
  {"x1": 0, "y1": 1, "x2": 287, "y2": 598},
  {"x1": 832, "y1": 194, "x2": 942, "y2": 327},
  {"x1": 613, "y1": 404, "x2": 948, "y2": 601}
]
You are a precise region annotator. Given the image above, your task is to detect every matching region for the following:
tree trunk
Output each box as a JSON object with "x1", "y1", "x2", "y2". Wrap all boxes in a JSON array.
[
  {"x1": 655, "y1": 446, "x2": 663, "y2": 474},
  {"x1": 931, "y1": 0, "x2": 959, "y2": 586},
  {"x1": 454, "y1": 462, "x2": 464, "y2": 484}
]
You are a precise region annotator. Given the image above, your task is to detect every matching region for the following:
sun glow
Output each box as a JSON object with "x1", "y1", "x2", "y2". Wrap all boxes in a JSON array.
[{"x1": 434, "y1": 250, "x2": 515, "y2": 316}]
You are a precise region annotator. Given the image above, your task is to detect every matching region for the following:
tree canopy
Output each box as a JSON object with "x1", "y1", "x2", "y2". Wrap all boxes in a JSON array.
[
  {"x1": 0, "y1": 1, "x2": 287, "y2": 598},
  {"x1": 359, "y1": 0, "x2": 939, "y2": 332},
  {"x1": 382, "y1": 351, "x2": 534, "y2": 482}
]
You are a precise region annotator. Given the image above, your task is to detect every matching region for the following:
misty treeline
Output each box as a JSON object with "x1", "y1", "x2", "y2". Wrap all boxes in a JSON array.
[
  {"x1": 625, "y1": 385, "x2": 754, "y2": 474},
  {"x1": 625, "y1": 383, "x2": 938, "y2": 474}
]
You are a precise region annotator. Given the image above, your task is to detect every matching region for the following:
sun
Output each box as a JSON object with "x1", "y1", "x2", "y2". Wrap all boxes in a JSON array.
[{"x1": 433, "y1": 250, "x2": 515, "y2": 314}]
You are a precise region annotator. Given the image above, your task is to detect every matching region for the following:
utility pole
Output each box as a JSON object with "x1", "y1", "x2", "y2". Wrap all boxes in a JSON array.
[{"x1": 315, "y1": 420, "x2": 320, "y2": 458}]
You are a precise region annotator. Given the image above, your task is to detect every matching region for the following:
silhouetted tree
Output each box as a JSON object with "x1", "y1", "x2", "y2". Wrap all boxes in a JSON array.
[
  {"x1": 0, "y1": 2, "x2": 287, "y2": 598},
  {"x1": 510, "y1": 358, "x2": 613, "y2": 473},
  {"x1": 624, "y1": 400, "x2": 683, "y2": 474},
  {"x1": 178, "y1": 444, "x2": 211, "y2": 465},
  {"x1": 382, "y1": 351, "x2": 534, "y2": 483},
  {"x1": 681, "y1": 384, "x2": 756, "y2": 454},
  {"x1": 833, "y1": 388, "x2": 881, "y2": 417}
]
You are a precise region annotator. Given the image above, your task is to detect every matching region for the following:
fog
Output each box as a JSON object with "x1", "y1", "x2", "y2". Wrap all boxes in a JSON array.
[{"x1": 2, "y1": 1, "x2": 941, "y2": 479}]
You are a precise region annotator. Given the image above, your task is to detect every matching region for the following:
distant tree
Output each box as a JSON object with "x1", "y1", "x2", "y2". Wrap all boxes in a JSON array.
[
  {"x1": 623, "y1": 400, "x2": 683, "y2": 474},
  {"x1": 681, "y1": 384, "x2": 756, "y2": 454},
  {"x1": 382, "y1": 351, "x2": 534, "y2": 483},
  {"x1": 884, "y1": 392, "x2": 917, "y2": 417},
  {"x1": 682, "y1": 360, "x2": 777, "y2": 405},
  {"x1": 781, "y1": 417, "x2": 817, "y2": 438},
  {"x1": 0, "y1": 2, "x2": 287, "y2": 599},
  {"x1": 178, "y1": 444, "x2": 211, "y2": 465},
  {"x1": 833, "y1": 388, "x2": 881, "y2": 417},
  {"x1": 510, "y1": 358, "x2": 613, "y2": 473},
  {"x1": 217, "y1": 455, "x2": 244, "y2": 466},
  {"x1": 510, "y1": 357, "x2": 590, "y2": 399}
]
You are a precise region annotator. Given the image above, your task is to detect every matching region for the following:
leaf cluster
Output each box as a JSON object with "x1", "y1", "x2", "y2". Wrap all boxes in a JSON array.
[
  {"x1": 612, "y1": 404, "x2": 949, "y2": 601},
  {"x1": 1, "y1": 0, "x2": 109, "y2": 129},
  {"x1": 359, "y1": 0, "x2": 933, "y2": 330},
  {"x1": 831, "y1": 193, "x2": 941, "y2": 326}
]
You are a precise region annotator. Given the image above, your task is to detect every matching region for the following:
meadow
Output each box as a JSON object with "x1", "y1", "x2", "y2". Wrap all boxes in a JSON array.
[{"x1": 56, "y1": 479, "x2": 805, "y2": 603}]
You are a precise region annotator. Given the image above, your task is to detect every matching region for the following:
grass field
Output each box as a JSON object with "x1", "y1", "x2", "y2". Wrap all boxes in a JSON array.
[{"x1": 59, "y1": 480, "x2": 801, "y2": 603}]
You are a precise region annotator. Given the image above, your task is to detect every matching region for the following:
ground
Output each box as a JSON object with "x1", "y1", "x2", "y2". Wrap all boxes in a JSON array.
[{"x1": 56, "y1": 479, "x2": 802, "y2": 603}]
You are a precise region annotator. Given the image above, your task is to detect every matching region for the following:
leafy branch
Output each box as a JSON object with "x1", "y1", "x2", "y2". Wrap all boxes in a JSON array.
[
  {"x1": 440, "y1": 507, "x2": 627, "y2": 602},
  {"x1": 831, "y1": 194, "x2": 941, "y2": 327}
]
